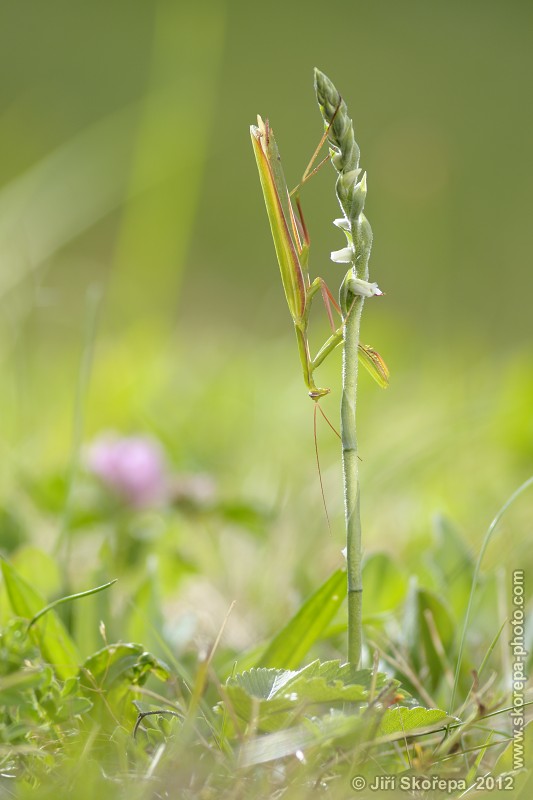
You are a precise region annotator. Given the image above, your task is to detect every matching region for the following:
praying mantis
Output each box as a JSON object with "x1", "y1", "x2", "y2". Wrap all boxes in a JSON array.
[{"x1": 250, "y1": 113, "x2": 388, "y2": 400}]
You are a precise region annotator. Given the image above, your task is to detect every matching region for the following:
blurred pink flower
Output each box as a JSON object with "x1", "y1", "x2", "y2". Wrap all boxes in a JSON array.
[{"x1": 85, "y1": 433, "x2": 168, "y2": 508}]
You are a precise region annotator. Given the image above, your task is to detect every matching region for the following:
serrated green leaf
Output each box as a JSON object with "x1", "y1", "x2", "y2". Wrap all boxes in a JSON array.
[
  {"x1": 226, "y1": 660, "x2": 399, "y2": 732},
  {"x1": 231, "y1": 666, "x2": 299, "y2": 699},
  {"x1": 377, "y1": 705, "x2": 448, "y2": 736},
  {"x1": 257, "y1": 569, "x2": 346, "y2": 669},
  {"x1": 1, "y1": 559, "x2": 80, "y2": 679}
]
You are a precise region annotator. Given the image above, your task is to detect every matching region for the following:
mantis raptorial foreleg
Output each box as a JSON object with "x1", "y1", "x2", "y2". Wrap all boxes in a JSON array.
[{"x1": 294, "y1": 199, "x2": 388, "y2": 393}]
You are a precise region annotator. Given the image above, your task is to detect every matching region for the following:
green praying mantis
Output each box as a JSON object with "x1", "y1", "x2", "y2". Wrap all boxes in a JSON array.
[{"x1": 250, "y1": 114, "x2": 388, "y2": 400}]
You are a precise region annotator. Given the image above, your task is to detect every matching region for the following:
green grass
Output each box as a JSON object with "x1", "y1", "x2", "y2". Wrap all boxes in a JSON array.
[
  {"x1": 0, "y1": 328, "x2": 531, "y2": 798},
  {"x1": 1, "y1": 6, "x2": 532, "y2": 793}
]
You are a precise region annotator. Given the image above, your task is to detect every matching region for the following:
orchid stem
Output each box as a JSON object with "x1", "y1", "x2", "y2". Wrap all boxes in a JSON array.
[{"x1": 315, "y1": 68, "x2": 377, "y2": 667}]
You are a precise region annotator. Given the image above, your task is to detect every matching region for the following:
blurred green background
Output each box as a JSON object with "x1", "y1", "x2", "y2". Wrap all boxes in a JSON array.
[{"x1": 0, "y1": 0, "x2": 531, "y2": 620}]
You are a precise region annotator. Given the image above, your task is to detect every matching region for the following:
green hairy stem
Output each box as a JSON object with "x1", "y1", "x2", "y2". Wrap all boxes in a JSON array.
[{"x1": 314, "y1": 69, "x2": 375, "y2": 666}]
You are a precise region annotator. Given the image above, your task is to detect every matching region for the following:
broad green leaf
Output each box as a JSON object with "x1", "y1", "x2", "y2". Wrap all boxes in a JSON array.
[
  {"x1": 239, "y1": 711, "x2": 365, "y2": 766},
  {"x1": 377, "y1": 705, "x2": 448, "y2": 737},
  {"x1": 1, "y1": 559, "x2": 80, "y2": 679},
  {"x1": 80, "y1": 643, "x2": 171, "y2": 728},
  {"x1": 257, "y1": 569, "x2": 346, "y2": 669},
  {"x1": 362, "y1": 553, "x2": 407, "y2": 620},
  {"x1": 240, "y1": 724, "x2": 320, "y2": 765},
  {"x1": 81, "y1": 643, "x2": 170, "y2": 687}
]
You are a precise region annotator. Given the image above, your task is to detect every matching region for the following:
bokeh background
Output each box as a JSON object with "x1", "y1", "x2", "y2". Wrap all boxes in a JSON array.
[{"x1": 0, "y1": 0, "x2": 531, "y2": 649}]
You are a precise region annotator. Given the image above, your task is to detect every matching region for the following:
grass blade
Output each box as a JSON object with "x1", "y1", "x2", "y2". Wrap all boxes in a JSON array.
[{"x1": 257, "y1": 568, "x2": 346, "y2": 669}]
